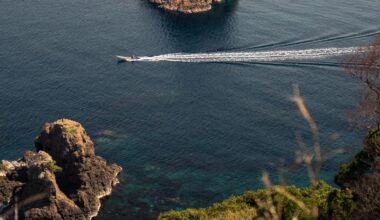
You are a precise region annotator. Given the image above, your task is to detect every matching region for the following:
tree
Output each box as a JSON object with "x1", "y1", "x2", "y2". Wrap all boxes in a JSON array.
[
  {"x1": 336, "y1": 38, "x2": 380, "y2": 219},
  {"x1": 345, "y1": 38, "x2": 380, "y2": 129}
]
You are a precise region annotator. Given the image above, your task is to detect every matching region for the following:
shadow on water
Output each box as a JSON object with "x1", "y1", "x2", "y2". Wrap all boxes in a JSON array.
[
  {"x1": 117, "y1": 59, "x2": 126, "y2": 64},
  {"x1": 149, "y1": 0, "x2": 240, "y2": 52}
]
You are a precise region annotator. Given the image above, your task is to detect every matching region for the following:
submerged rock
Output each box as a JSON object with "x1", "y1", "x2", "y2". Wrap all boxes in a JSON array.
[{"x1": 0, "y1": 119, "x2": 122, "y2": 220}]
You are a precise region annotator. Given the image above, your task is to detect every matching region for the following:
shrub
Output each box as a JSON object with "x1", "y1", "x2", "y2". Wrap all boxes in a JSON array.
[
  {"x1": 46, "y1": 160, "x2": 63, "y2": 172},
  {"x1": 158, "y1": 181, "x2": 355, "y2": 220}
]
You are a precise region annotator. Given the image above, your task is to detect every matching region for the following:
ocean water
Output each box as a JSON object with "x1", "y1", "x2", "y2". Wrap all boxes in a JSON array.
[{"x1": 1, "y1": 0, "x2": 379, "y2": 218}]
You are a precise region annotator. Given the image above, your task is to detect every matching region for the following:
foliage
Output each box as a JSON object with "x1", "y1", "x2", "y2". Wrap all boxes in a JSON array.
[
  {"x1": 334, "y1": 151, "x2": 370, "y2": 187},
  {"x1": 334, "y1": 128, "x2": 380, "y2": 218},
  {"x1": 327, "y1": 188, "x2": 356, "y2": 219},
  {"x1": 46, "y1": 160, "x2": 63, "y2": 172},
  {"x1": 335, "y1": 128, "x2": 380, "y2": 187},
  {"x1": 158, "y1": 181, "x2": 355, "y2": 220},
  {"x1": 364, "y1": 127, "x2": 380, "y2": 159}
]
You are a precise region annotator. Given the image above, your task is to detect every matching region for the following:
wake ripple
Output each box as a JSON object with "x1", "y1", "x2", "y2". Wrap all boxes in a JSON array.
[{"x1": 131, "y1": 47, "x2": 366, "y2": 63}]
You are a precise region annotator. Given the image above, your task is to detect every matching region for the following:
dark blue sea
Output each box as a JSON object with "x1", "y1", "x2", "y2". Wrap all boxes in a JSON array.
[{"x1": 1, "y1": 0, "x2": 379, "y2": 218}]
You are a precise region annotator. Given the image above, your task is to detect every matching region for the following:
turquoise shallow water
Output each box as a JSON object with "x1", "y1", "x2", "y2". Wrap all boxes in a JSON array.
[{"x1": 1, "y1": 0, "x2": 379, "y2": 218}]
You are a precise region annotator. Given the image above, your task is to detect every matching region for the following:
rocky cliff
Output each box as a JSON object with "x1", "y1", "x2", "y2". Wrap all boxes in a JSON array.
[
  {"x1": 0, "y1": 119, "x2": 122, "y2": 220},
  {"x1": 149, "y1": 0, "x2": 224, "y2": 14}
]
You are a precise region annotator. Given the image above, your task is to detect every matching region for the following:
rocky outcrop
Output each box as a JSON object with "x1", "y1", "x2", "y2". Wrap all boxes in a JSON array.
[
  {"x1": 0, "y1": 119, "x2": 122, "y2": 220},
  {"x1": 149, "y1": 0, "x2": 224, "y2": 14}
]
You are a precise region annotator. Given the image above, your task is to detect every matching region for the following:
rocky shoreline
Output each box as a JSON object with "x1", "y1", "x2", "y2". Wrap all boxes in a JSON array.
[
  {"x1": 149, "y1": 0, "x2": 224, "y2": 14},
  {"x1": 0, "y1": 119, "x2": 122, "y2": 220}
]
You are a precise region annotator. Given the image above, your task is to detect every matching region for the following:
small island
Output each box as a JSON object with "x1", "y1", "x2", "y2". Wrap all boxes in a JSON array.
[
  {"x1": 0, "y1": 119, "x2": 122, "y2": 220},
  {"x1": 149, "y1": 0, "x2": 224, "y2": 14}
]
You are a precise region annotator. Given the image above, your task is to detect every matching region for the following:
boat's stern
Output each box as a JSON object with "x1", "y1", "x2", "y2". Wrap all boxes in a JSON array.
[{"x1": 116, "y1": 55, "x2": 140, "y2": 62}]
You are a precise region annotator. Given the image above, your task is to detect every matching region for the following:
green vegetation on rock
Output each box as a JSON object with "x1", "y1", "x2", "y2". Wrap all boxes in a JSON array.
[
  {"x1": 335, "y1": 128, "x2": 380, "y2": 187},
  {"x1": 334, "y1": 151, "x2": 370, "y2": 187},
  {"x1": 159, "y1": 181, "x2": 355, "y2": 220},
  {"x1": 62, "y1": 123, "x2": 81, "y2": 136},
  {"x1": 47, "y1": 160, "x2": 63, "y2": 172},
  {"x1": 327, "y1": 188, "x2": 356, "y2": 219}
]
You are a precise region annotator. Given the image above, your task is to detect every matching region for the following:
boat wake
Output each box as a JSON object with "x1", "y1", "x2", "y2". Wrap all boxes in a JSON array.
[{"x1": 120, "y1": 47, "x2": 368, "y2": 63}]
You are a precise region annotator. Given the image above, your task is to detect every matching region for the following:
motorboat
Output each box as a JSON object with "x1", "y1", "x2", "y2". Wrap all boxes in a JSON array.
[{"x1": 116, "y1": 55, "x2": 141, "y2": 62}]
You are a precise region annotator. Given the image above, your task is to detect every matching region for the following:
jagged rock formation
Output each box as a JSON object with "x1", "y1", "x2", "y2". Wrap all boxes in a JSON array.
[
  {"x1": 149, "y1": 0, "x2": 224, "y2": 14},
  {"x1": 0, "y1": 119, "x2": 122, "y2": 220}
]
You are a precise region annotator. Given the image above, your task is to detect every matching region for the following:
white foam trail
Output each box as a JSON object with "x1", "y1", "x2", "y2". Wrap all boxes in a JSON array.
[{"x1": 132, "y1": 47, "x2": 367, "y2": 63}]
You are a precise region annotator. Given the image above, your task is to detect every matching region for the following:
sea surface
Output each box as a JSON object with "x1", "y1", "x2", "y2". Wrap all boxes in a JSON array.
[{"x1": 1, "y1": 0, "x2": 379, "y2": 218}]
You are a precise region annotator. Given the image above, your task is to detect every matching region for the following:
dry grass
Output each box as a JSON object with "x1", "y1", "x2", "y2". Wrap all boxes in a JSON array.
[{"x1": 259, "y1": 84, "x2": 325, "y2": 220}]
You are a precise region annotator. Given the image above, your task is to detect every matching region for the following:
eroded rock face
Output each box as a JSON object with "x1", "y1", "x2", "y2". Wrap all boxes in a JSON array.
[
  {"x1": 21, "y1": 151, "x2": 85, "y2": 220},
  {"x1": 0, "y1": 119, "x2": 122, "y2": 220},
  {"x1": 0, "y1": 177, "x2": 23, "y2": 209},
  {"x1": 35, "y1": 119, "x2": 95, "y2": 165}
]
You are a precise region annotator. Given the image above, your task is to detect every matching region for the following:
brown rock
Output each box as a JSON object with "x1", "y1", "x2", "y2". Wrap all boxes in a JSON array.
[
  {"x1": 20, "y1": 157, "x2": 85, "y2": 220},
  {"x1": 0, "y1": 151, "x2": 85, "y2": 220},
  {"x1": 0, "y1": 177, "x2": 23, "y2": 209},
  {"x1": 149, "y1": 0, "x2": 224, "y2": 14},
  {"x1": 35, "y1": 119, "x2": 95, "y2": 165},
  {"x1": 58, "y1": 155, "x2": 122, "y2": 218},
  {"x1": 34, "y1": 119, "x2": 122, "y2": 218},
  {"x1": 0, "y1": 119, "x2": 122, "y2": 220}
]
